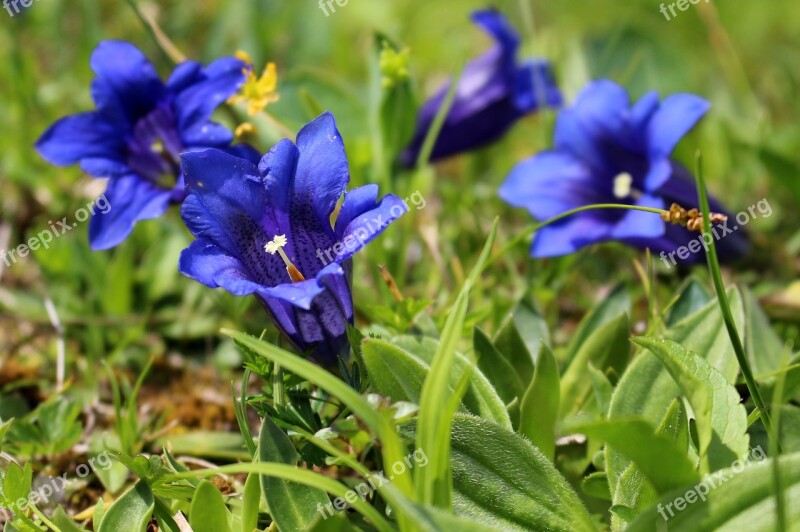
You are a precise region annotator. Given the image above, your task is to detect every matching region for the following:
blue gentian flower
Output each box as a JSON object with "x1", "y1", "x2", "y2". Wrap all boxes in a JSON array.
[
  {"x1": 178, "y1": 112, "x2": 407, "y2": 365},
  {"x1": 399, "y1": 9, "x2": 562, "y2": 166},
  {"x1": 499, "y1": 79, "x2": 748, "y2": 261},
  {"x1": 36, "y1": 40, "x2": 256, "y2": 250}
]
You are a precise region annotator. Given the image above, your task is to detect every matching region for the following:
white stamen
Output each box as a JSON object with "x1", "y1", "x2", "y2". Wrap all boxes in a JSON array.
[
  {"x1": 264, "y1": 234, "x2": 287, "y2": 254},
  {"x1": 613, "y1": 172, "x2": 633, "y2": 199}
]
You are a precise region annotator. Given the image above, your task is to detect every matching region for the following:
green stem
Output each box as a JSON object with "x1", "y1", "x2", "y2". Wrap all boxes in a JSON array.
[
  {"x1": 29, "y1": 504, "x2": 60, "y2": 532},
  {"x1": 273, "y1": 364, "x2": 285, "y2": 408},
  {"x1": 489, "y1": 203, "x2": 668, "y2": 267},
  {"x1": 694, "y1": 152, "x2": 776, "y2": 445},
  {"x1": 124, "y1": 0, "x2": 183, "y2": 65}
]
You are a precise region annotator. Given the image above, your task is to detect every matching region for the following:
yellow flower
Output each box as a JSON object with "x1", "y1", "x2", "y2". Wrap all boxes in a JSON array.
[{"x1": 228, "y1": 51, "x2": 280, "y2": 116}]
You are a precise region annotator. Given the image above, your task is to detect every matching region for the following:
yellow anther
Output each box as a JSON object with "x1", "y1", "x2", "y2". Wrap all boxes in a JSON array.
[{"x1": 228, "y1": 59, "x2": 280, "y2": 116}]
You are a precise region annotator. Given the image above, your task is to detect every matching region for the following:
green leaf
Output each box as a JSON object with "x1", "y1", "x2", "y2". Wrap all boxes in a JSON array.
[
  {"x1": 224, "y1": 330, "x2": 415, "y2": 527},
  {"x1": 628, "y1": 451, "x2": 800, "y2": 531},
  {"x1": 588, "y1": 364, "x2": 613, "y2": 417},
  {"x1": 189, "y1": 480, "x2": 233, "y2": 532},
  {"x1": 382, "y1": 336, "x2": 512, "y2": 429},
  {"x1": 568, "y1": 417, "x2": 698, "y2": 493},
  {"x1": 362, "y1": 338, "x2": 427, "y2": 404},
  {"x1": 3, "y1": 461, "x2": 32, "y2": 503},
  {"x1": 415, "y1": 220, "x2": 498, "y2": 508},
  {"x1": 98, "y1": 480, "x2": 154, "y2": 532},
  {"x1": 52, "y1": 507, "x2": 86, "y2": 532},
  {"x1": 519, "y1": 343, "x2": 560, "y2": 459},
  {"x1": 240, "y1": 472, "x2": 261, "y2": 532},
  {"x1": 666, "y1": 278, "x2": 711, "y2": 326},
  {"x1": 742, "y1": 286, "x2": 785, "y2": 377},
  {"x1": 631, "y1": 337, "x2": 749, "y2": 474},
  {"x1": 559, "y1": 313, "x2": 630, "y2": 418},
  {"x1": 259, "y1": 414, "x2": 329, "y2": 532},
  {"x1": 564, "y1": 283, "x2": 630, "y2": 361},
  {"x1": 606, "y1": 291, "x2": 744, "y2": 503},
  {"x1": 446, "y1": 414, "x2": 596, "y2": 531},
  {"x1": 582, "y1": 472, "x2": 612, "y2": 500},
  {"x1": 491, "y1": 302, "x2": 546, "y2": 386},
  {"x1": 473, "y1": 328, "x2": 525, "y2": 406}
]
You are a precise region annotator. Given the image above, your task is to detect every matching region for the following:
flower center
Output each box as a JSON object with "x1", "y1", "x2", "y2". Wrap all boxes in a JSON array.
[
  {"x1": 128, "y1": 105, "x2": 184, "y2": 189},
  {"x1": 264, "y1": 234, "x2": 306, "y2": 283}
]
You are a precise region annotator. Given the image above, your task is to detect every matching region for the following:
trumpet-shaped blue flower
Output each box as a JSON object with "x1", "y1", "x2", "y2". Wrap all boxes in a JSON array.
[
  {"x1": 500, "y1": 79, "x2": 748, "y2": 261},
  {"x1": 400, "y1": 9, "x2": 562, "y2": 166},
  {"x1": 36, "y1": 40, "x2": 256, "y2": 250},
  {"x1": 179, "y1": 112, "x2": 407, "y2": 364}
]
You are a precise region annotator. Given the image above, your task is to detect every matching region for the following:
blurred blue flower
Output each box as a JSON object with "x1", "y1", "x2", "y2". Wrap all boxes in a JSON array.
[
  {"x1": 36, "y1": 40, "x2": 256, "y2": 250},
  {"x1": 499, "y1": 79, "x2": 748, "y2": 261},
  {"x1": 178, "y1": 112, "x2": 407, "y2": 365},
  {"x1": 399, "y1": 9, "x2": 562, "y2": 167}
]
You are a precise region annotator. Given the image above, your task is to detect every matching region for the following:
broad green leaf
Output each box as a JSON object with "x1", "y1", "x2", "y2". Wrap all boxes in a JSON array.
[
  {"x1": 3, "y1": 462, "x2": 31, "y2": 503},
  {"x1": 606, "y1": 290, "x2": 744, "y2": 503},
  {"x1": 582, "y1": 472, "x2": 612, "y2": 500},
  {"x1": 519, "y1": 343, "x2": 560, "y2": 459},
  {"x1": 588, "y1": 364, "x2": 613, "y2": 417},
  {"x1": 382, "y1": 336, "x2": 512, "y2": 429},
  {"x1": 560, "y1": 313, "x2": 630, "y2": 418},
  {"x1": 742, "y1": 286, "x2": 784, "y2": 377},
  {"x1": 362, "y1": 338, "x2": 427, "y2": 403},
  {"x1": 666, "y1": 278, "x2": 711, "y2": 326},
  {"x1": 190, "y1": 481, "x2": 233, "y2": 532},
  {"x1": 259, "y1": 415, "x2": 329, "y2": 532},
  {"x1": 602, "y1": 400, "x2": 690, "y2": 527},
  {"x1": 632, "y1": 337, "x2": 749, "y2": 473},
  {"x1": 473, "y1": 328, "x2": 525, "y2": 406},
  {"x1": 98, "y1": 480, "x2": 154, "y2": 532},
  {"x1": 570, "y1": 417, "x2": 698, "y2": 493},
  {"x1": 52, "y1": 507, "x2": 86, "y2": 532},
  {"x1": 491, "y1": 301, "x2": 546, "y2": 385},
  {"x1": 415, "y1": 220, "x2": 497, "y2": 508},
  {"x1": 628, "y1": 451, "x2": 800, "y2": 531},
  {"x1": 564, "y1": 283, "x2": 630, "y2": 361},
  {"x1": 447, "y1": 414, "x2": 596, "y2": 531}
]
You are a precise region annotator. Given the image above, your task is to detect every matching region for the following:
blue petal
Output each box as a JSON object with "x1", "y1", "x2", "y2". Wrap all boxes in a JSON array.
[
  {"x1": 471, "y1": 10, "x2": 520, "y2": 57},
  {"x1": 499, "y1": 151, "x2": 602, "y2": 220},
  {"x1": 180, "y1": 149, "x2": 295, "y2": 289},
  {"x1": 294, "y1": 112, "x2": 350, "y2": 222},
  {"x1": 610, "y1": 194, "x2": 666, "y2": 240},
  {"x1": 630, "y1": 90, "x2": 660, "y2": 134},
  {"x1": 88, "y1": 174, "x2": 172, "y2": 250},
  {"x1": 332, "y1": 186, "x2": 408, "y2": 262},
  {"x1": 166, "y1": 61, "x2": 204, "y2": 93},
  {"x1": 35, "y1": 112, "x2": 125, "y2": 169},
  {"x1": 89, "y1": 41, "x2": 165, "y2": 126},
  {"x1": 514, "y1": 59, "x2": 563, "y2": 112},
  {"x1": 174, "y1": 57, "x2": 248, "y2": 146},
  {"x1": 179, "y1": 239, "x2": 264, "y2": 296},
  {"x1": 646, "y1": 93, "x2": 710, "y2": 159},
  {"x1": 531, "y1": 215, "x2": 612, "y2": 258}
]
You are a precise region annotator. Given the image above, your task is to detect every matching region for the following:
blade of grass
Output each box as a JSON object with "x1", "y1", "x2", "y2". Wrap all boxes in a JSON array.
[
  {"x1": 694, "y1": 152, "x2": 776, "y2": 447},
  {"x1": 162, "y1": 463, "x2": 393, "y2": 532},
  {"x1": 415, "y1": 218, "x2": 498, "y2": 508}
]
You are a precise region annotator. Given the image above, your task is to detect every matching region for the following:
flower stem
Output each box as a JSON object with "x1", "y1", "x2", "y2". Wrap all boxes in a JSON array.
[
  {"x1": 124, "y1": 0, "x2": 185, "y2": 65},
  {"x1": 694, "y1": 152, "x2": 777, "y2": 448},
  {"x1": 489, "y1": 203, "x2": 667, "y2": 266}
]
